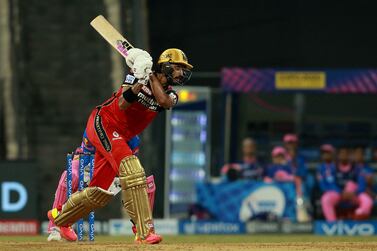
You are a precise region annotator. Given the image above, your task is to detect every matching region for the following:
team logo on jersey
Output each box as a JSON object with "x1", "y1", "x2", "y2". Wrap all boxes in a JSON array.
[{"x1": 112, "y1": 131, "x2": 122, "y2": 141}]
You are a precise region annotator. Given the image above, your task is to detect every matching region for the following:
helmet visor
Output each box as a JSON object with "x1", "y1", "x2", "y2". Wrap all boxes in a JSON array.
[
  {"x1": 174, "y1": 68, "x2": 192, "y2": 85},
  {"x1": 166, "y1": 63, "x2": 192, "y2": 86}
]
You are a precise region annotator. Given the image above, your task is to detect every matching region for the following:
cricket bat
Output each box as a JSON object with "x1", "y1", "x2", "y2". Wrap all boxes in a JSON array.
[{"x1": 90, "y1": 15, "x2": 134, "y2": 58}]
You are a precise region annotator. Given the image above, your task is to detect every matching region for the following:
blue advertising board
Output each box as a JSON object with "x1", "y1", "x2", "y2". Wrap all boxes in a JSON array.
[
  {"x1": 196, "y1": 181, "x2": 296, "y2": 222},
  {"x1": 179, "y1": 221, "x2": 245, "y2": 234},
  {"x1": 315, "y1": 221, "x2": 377, "y2": 236}
]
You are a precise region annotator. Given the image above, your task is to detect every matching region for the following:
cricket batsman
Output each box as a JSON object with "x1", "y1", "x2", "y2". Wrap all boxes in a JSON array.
[
  {"x1": 47, "y1": 131, "x2": 157, "y2": 241},
  {"x1": 48, "y1": 48, "x2": 193, "y2": 244}
]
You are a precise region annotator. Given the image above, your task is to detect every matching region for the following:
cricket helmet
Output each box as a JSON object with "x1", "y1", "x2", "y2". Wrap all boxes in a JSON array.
[
  {"x1": 157, "y1": 48, "x2": 193, "y2": 69},
  {"x1": 156, "y1": 48, "x2": 193, "y2": 85}
]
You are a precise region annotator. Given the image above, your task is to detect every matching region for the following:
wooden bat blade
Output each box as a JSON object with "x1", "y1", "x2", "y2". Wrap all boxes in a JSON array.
[{"x1": 90, "y1": 15, "x2": 133, "y2": 58}]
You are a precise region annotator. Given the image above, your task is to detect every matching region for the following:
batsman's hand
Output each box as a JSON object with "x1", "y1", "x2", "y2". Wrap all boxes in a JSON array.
[
  {"x1": 125, "y1": 48, "x2": 150, "y2": 68},
  {"x1": 133, "y1": 55, "x2": 153, "y2": 84},
  {"x1": 126, "y1": 48, "x2": 153, "y2": 84}
]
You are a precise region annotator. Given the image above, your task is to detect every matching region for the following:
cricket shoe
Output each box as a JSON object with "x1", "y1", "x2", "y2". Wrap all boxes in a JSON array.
[
  {"x1": 47, "y1": 227, "x2": 62, "y2": 242},
  {"x1": 130, "y1": 219, "x2": 137, "y2": 235},
  {"x1": 134, "y1": 231, "x2": 162, "y2": 244},
  {"x1": 130, "y1": 220, "x2": 161, "y2": 244},
  {"x1": 132, "y1": 225, "x2": 137, "y2": 235},
  {"x1": 47, "y1": 209, "x2": 77, "y2": 242}
]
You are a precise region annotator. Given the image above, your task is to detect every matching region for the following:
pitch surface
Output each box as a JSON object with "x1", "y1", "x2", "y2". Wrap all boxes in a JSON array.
[{"x1": 1, "y1": 234, "x2": 377, "y2": 250}]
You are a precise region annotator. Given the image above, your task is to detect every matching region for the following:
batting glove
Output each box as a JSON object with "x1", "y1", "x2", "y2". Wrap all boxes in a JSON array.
[
  {"x1": 125, "y1": 48, "x2": 151, "y2": 68},
  {"x1": 132, "y1": 54, "x2": 153, "y2": 84}
]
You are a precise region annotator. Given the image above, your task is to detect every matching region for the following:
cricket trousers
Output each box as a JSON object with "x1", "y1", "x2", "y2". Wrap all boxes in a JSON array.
[{"x1": 85, "y1": 108, "x2": 134, "y2": 190}]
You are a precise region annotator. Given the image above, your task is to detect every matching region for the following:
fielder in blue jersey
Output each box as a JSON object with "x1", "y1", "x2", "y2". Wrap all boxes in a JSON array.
[{"x1": 317, "y1": 145, "x2": 373, "y2": 221}]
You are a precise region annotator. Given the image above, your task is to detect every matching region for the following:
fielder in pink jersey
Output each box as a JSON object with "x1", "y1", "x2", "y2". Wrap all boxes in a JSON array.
[{"x1": 48, "y1": 48, "x2": 192, "y2": 244}]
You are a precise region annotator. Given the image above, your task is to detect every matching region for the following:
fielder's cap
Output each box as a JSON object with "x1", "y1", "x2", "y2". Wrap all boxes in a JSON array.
[
  {"x1": 320, "y1": 144, "x2": 335, "y2": 153},
  {"x1": 283, "y1": 133, "x2": 298, "y2": 143},
  {"x1": 272, "y1": 146, "x2": 287, "y2": 157}
]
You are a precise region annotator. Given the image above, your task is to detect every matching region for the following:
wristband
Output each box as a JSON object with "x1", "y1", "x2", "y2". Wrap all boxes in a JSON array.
[{"x1": 122, "y1": 88, "x2": 138, "y2": 103}]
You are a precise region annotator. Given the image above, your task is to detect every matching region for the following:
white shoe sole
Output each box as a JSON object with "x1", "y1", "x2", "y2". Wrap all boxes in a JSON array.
[{"x1": 47, "y1": 233, "x2": 62, "y2": 242}]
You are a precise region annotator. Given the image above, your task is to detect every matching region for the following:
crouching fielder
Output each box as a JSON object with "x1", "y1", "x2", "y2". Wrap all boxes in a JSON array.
[{"x1": 48, "y1": 48, "x2": 193, "y2": 244}]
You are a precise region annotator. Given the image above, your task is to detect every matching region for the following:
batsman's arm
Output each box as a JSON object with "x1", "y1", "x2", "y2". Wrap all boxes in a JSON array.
[
  {"x1": 118, "y1": 84, "x2": 143, "y2": 110},
  {"x1": 149, "y1": 74, "x2": 175, "y2": 109}
]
